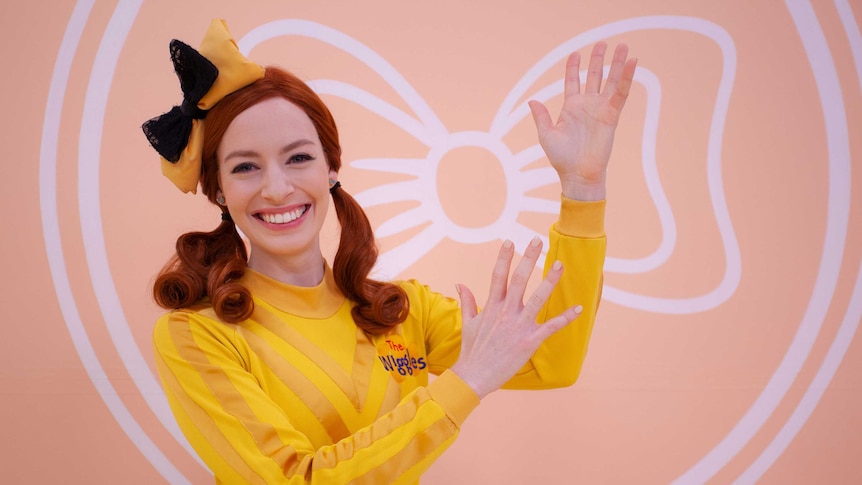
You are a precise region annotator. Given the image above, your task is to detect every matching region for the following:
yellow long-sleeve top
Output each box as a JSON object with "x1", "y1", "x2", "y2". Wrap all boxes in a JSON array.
[{"x1": 153, "y1": 197, "x2": 606, "y2": 484}]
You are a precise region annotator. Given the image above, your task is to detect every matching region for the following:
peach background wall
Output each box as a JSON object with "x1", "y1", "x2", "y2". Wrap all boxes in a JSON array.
[{"x1": 2, "y1": 0, "x2": 861, "y2": 483}]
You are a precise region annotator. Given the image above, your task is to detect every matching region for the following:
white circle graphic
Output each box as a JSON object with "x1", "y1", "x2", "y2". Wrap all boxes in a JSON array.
[{"x1": 38, "y1": 2, "x2": 862, "y2": 483}]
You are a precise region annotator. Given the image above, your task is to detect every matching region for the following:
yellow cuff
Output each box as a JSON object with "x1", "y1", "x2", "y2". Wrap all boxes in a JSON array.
[
  {"x1": 427, "y1": 370, "x2": 481, "y2": 428},
  {"x1": 555, "y1": 196, "x2": 606, "y2": 238}
]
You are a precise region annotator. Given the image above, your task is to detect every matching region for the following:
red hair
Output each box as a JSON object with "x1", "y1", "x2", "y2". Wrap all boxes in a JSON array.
[{"x1": 153, "y1": 67, "x2": 409, "y2": 334}]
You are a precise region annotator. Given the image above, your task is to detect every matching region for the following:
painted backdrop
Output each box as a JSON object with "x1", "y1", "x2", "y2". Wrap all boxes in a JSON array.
[{"x1": 2, "y1": 0, "x2": 861, "y2": 483}]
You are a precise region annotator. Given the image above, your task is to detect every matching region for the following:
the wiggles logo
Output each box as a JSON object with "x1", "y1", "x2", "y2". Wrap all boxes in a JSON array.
[{"x1": 376, "y1": 336, "x2": 427, "y2": 382}]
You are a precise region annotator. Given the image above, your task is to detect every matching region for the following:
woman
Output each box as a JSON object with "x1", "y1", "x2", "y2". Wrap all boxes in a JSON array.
[{"x1": 145, "y1": 19, "x2": 636, "y2": 484}]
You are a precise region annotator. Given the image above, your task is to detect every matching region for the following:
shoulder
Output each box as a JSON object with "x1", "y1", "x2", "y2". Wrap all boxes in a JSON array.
[
  {"x1": 396, "y1": 279, "x2": 441, "y2": 303},
  {"x1": 395, "y1": 279, "x2": 460, "y2": 321},
  {"x1": 153, "y1": 303, "x2": 239, "y2": 350},
  {"x1": 155, "y1": 301, "x2": 217, "y2": 326}
]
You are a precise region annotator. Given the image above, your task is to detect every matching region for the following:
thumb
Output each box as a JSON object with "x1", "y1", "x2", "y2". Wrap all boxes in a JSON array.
[
  {"x1": 528, "y1": 100, "x2": 553, "y2": 135},
  {"x1": 456, "y1": 284, "x2": 478, "y2": 321}
]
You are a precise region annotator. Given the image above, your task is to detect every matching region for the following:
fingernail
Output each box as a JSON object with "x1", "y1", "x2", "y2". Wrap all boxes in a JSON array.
[
  {"x1": 503, "y1": 240, "x2": 513, "y2": 249},
  {"x1": 575, "y1": 305, "x2": 583, "y2": 313},
  {"x1": 552, "y1": 260, "x2": 562, "y2": 271},
  {"x1": 455, "y1": 284, "x2": 462, "y2": 297},
  {"x1": 530, "y1": 237, "x2": 541, "y2": 247}
]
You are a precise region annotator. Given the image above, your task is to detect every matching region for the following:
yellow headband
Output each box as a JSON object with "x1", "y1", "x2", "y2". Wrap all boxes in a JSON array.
[{"x1": 143, "y1": 19, "x2": 265, "y2": 193}]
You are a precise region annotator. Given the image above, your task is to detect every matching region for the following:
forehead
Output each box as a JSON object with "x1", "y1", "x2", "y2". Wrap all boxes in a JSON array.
[{"x1": 220, "y1": 97, "x2": 319, "y2": 151}]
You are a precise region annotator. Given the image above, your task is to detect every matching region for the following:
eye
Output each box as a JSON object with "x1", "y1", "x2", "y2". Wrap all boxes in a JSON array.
[
  {"x1": 231, "y1": 162, "x2": 256, "y2": 174},
  {"x1": 288, "y1": 153, "x2": 315, "y2": 164}
]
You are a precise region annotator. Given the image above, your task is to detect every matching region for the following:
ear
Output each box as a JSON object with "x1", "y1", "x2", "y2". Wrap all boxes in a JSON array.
[{"x1": 328, "y1": 169, "x2": 338, "y2": 187}]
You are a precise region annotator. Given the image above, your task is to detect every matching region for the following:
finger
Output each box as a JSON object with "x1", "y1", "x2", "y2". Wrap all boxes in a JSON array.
[
  {"x1": 585, "y1": 42, "x2": 607, "y2": 94},
  {"x1": 533, "y1": 304, "x2": 584, "y2": 343},
  {"x1": 563, "y1": 51, "x2": 582, "y2": 99},
  {"x1": 456, "y1": 284, "x2": 479, "y2": 321},
  {"x1": 603, "y1": 44, "x2": 629, "y2": 95},
  {"x1": 522, "y1": 259, "x2": 563, "y2": 317},
  {"x1": 507, "y1": 237, "x2": 544, "y2": 305},
  {"x1": 609, "y1": 57, "x2": 638, "y2": 111},
  {"x1": 487, "y1": 239, "x2": 515, "y2": 304},
  {"x1": 528, "y1": 100, "x2": 553, "y2": 137}
]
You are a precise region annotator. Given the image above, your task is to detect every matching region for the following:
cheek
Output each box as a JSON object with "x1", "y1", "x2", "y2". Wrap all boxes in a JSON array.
[
  {"x1": 216, "y1": 166, "x2": 233, "y2": 196},
  {"x1": 220, "y1": 179, "x2": 253, "y2": 208}
]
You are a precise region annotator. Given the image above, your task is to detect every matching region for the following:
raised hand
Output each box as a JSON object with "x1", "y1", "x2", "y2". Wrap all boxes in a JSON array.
[
  {"x1": 451, "y1": 237, "x2": 583, "y2": 399},
  {"x1": 528, "y1": 42, "x2": 638, "y2": 201}
]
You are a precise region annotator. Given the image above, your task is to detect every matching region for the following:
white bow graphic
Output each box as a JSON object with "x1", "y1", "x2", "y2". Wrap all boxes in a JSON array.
[{"x1": 239, "y1": 17, "x2": 742, "y2": 315}]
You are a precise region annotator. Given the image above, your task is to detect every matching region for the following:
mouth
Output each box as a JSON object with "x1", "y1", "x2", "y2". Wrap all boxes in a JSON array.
[{"x1": 255, "y1": 204, "x2": 309, "y2": 224}]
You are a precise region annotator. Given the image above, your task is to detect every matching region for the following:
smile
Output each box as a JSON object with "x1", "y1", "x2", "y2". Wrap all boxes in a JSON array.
[{"x1": 256, "y1": 205, "x2": 308, "y2": 224}]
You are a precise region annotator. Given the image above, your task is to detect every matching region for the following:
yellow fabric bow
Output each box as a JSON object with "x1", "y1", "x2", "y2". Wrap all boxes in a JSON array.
[{"x1": 159, "y1": 19, "x2": 265, "y2": 193}]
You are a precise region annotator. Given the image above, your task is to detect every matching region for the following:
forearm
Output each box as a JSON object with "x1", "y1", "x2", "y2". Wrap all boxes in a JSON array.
[
  {"x1": 503, "y1": 196, "x2": 606, "y2": 389},
  {"x1": 155, "y1": 314, "x2": 479, "y2": 484}
]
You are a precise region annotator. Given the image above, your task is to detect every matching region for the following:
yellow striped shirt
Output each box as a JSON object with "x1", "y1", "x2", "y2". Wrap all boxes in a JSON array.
[{"x1": 153, "y1": 197, "x2": 606, "y2": 484}]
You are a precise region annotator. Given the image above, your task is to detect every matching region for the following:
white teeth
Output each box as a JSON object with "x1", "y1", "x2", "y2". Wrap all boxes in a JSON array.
[{"x1": 261, "y1": 206, "x2": 307, "y2": 224}]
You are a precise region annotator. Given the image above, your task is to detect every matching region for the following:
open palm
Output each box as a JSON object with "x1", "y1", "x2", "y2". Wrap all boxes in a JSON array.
[{"x1": 529, "y1": 42, "x2": 638, "y2": 201}]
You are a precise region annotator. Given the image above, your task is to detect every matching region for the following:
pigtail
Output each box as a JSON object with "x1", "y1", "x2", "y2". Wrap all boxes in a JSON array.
[
  {"x1": 155, "y1": 66, "x2": 409, "y2": 331},
  {"x1": 153, "y1": 217, "x2": 253, "y2": 322},
  {"x1": 331, "y1": 188, "x2": 409, "y2": 334}
]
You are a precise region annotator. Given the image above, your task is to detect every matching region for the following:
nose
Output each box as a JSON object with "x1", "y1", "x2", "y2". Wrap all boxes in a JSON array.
[{"x1": 260, "y1": 167, "x2": 295, "y2": 202}]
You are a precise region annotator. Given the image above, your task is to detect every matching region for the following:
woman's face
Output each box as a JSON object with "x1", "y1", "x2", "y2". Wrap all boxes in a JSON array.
[{"x1": 216, "y1": 97, "x2": 336, "y2": 273}]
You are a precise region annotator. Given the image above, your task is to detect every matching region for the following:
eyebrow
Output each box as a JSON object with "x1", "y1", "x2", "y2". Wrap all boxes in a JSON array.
[{"x1": 223, "y1": 139, "x2": 316, "y2": 162}]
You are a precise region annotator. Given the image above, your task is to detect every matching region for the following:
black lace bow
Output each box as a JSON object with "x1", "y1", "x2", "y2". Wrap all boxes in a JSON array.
[{"x1": 142, "y1": 40, "x2": 219, "y2": 163}]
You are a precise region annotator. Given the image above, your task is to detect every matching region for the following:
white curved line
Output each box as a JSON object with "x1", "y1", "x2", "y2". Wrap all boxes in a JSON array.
[
  {"x1": 512, "y1": 144, "x2": 548, "y2": 171},
  {"x1": 244, "y1": 17, "x2": 736, "y2": 306},
  {"x1": 735, "y1": 1, "x2": 862, "y2": 481},
  {"x1": 376, "y1": 207, "x2": 431, "y2": 238},
  {"x1": 673, "y1": 1, "x2": 851, "y2": 482},
  {"x1": 353, "y1": 180, "x2": 429, "y2": 207},
  {"x1": 40, "y1": 0, "x2": 194, "y2": 483},
  {"x1": 239, "y1": 19, "x2": 448, "y2": 141},
  {"x1": 375, "y1": 226, "x2": 447, "y2": 279},
  {"x1": 505, "y1": 64, "x2": 676, "y2": 276},
  {"x1": 515, "y1": 166, "x2": 558, "y2": 191},
  {"x1": 308, "y1": 80, "x2": 434, "y2": 146},
  {"x1": 606, "y1": 67, "x2": 677, "y2": 275},
  {"x1": 79, "y1": 0, "x2": 203, "y2": 477},
  {"x1": 511, "y1": 223, "x2": 550, "y2": 252},
  {"x1": 350, "y1": 157, "x2": 429, "y2": 176},
  {"x1": 494, "y1": 17, "x2": 726, "y2": 131},
  {"x1": 519, "y1": 196, "x2": 562, "y2": 214},
  {"x1": 836, "y1": 0, "x2": 862, "y2": 92},
  {"x1": 738, "y1": 268, "x2": 862, "y2": 484},
  {"x1": 495, "y1": 79, "x2": 562, "y2": 138},
  {"x1": 506, "y1": 17, "x2": 740, "y2": 312}
]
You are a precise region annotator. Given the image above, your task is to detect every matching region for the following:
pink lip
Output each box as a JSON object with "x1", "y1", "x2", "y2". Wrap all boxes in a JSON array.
[
  {"x1": 254, "y1": 203, "x2": 307, "y2": 216},
  {"x1": 253, "y1": 204, "x2": 310, "y2": 229}
]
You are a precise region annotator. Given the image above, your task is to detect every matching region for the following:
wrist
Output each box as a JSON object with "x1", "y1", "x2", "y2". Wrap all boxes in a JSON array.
[
  {"x1": 450, "y1": 364, "x2": 490, "y2": 400},
  {"x1": 559, "y1": 175, "x2": 607, "y2": 201},
  {"x1": 427, "y1": 370, "x2": 482, "y2": 427}
]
